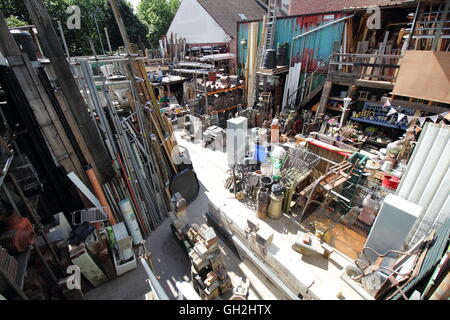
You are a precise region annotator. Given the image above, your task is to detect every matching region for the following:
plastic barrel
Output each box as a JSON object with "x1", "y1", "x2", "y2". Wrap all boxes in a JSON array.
[
  {"x1": 262, "y1": 49, "x2": 276, "y2": 69},
  {"x1": 276, "y1": 46, "x2": 287, "y2": 66},
  {"x1": 119, "y1": 199, "x2": 144, "y2": 245}
]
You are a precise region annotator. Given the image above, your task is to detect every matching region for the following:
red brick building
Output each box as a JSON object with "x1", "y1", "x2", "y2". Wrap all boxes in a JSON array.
[{"x1": 288, "y1": 0, "x2": 411, "y2": 15}]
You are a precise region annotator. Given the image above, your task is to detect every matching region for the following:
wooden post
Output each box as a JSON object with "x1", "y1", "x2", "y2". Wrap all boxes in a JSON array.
[
  {"x1": 0, "y1": 12, "x2": 85, "y2": 180},
  {"x1": 108, "y1": 0, "x2": 131, "y2": 53},
  {"x1": 23, "y1": 0, "x2": 114, "y2": 183},
  {"x1": 316, "y1": 80, "x2": 332, "y2": 119}
]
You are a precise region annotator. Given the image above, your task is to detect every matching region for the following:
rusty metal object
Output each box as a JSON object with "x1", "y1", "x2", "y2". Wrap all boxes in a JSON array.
[
  {"x1": 0, "y1": 246, "x2": 18, "y2": 288},
  {"x1": 0, "y1": 229, "x2": 36, "y2": 253}
]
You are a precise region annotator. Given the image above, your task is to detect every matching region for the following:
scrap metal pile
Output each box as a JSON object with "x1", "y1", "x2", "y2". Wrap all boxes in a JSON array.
[{"x1": 225, "y1": 145, "x2": 321, "y2": 219}]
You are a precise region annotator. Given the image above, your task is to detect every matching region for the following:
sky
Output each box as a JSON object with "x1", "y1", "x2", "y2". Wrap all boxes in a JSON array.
[{"x1": 129, "y1": 0, "x2": 141, "y2": 10}]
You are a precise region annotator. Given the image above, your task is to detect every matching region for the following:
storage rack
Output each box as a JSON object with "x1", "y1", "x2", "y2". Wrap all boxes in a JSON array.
[{"x1": 350, "y1": 101, "x2": 415, "y2": 130}]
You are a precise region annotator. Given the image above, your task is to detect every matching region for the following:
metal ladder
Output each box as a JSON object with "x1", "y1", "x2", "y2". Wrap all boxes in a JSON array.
[
  {"x1": 251, "y1": 0, "x2": 278, "y2": 106},
  {"x1": 264, "y1": 0, "x2": 277, "y2": 51}
]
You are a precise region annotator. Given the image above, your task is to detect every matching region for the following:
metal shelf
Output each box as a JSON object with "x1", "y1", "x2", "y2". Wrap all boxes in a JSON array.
[{"x1": 350, "y1": 117, "x2": 406, "y2": 130}]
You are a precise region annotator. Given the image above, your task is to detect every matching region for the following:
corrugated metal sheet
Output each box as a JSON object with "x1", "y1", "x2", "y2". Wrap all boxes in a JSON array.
[
  {"x1": 392, "y1": 218, "x2": 450, "y2": 300},
  {"x1": 398, "y1": 123, "x2": 450, "y2": 247},
  {"x1": 237, "y1": 13, "x2": 344, "y2": 74}
]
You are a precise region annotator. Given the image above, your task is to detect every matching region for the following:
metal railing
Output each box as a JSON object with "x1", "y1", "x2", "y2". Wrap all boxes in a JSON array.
[
  {"x1": 285, "y1": 55, "x2": 332, "y2": 111},
  {"x1": 328, "y1": 53, "x2": 402, "y2": 83}
]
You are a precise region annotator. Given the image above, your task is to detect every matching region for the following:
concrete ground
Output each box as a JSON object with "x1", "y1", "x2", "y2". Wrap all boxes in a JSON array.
[{"x1": 85, "y1": 132, "x2": 285, "y2": 300}]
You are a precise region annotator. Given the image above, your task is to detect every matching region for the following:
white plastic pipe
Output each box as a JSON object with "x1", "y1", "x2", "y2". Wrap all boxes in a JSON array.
[{"x1": 140, "y1": 256, "x2": 170, "y2": 300}]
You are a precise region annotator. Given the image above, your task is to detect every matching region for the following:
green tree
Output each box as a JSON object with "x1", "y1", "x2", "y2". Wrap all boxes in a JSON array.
[
  {"x1": 137, "y1": 0, "x2": 180, "y2": 47},
  {"x1": 5, "y1": 15, "x2": 28, "y2": 27},
  {"x1": 0, "y1": 0, "x2": 149, "y2": 56}
]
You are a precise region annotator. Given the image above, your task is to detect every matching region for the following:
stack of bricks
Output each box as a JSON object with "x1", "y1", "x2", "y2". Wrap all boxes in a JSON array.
[
  {"x1": 188, "y1": 223, "x2": 233, "y2": 300},
  {"x1": 0, "y1": 246, "x2": 18, "y2": 290},
  {"x1": 244, "y1": 217, "x2": 274, "y2": 256}
]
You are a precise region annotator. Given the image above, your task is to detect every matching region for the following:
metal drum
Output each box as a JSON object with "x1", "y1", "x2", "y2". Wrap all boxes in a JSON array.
[
  {"x1": 268, "y1": 192, "x2": 284, "y2": 219},
  {"x1": 256, "y1": 187, "x2": 270, "y2": 219}
]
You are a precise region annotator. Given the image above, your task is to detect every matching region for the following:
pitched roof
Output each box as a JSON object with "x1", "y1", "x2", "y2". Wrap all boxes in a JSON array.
[
  {"x1": 196, "y1": 0, "x2": 267, "y2": 38},
  {"x1": 289, "y1": 0, "x2": 413, "y2": 16}
]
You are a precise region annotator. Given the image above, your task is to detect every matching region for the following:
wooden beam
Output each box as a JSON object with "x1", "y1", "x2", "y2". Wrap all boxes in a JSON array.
[
  {"x1": 354, "y1": 79, "x2": 395, "y2": 90},
  {"x1": 316, "y1": 80, "x2": 332, "y2": 119},
  {"x1": 108, "y1": 0, "x2": 131, "y2": 52},
  {"x1": 23, "y1": 0, "x2": 114, "y2": 183},
  {"x1": 0, "y1": 12, "x2": 85, "y2": 180}
]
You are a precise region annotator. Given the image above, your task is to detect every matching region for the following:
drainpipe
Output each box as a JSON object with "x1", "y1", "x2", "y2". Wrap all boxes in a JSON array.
[{"x1": 84, "y1": 165, "x2": 116, "y2": 225}]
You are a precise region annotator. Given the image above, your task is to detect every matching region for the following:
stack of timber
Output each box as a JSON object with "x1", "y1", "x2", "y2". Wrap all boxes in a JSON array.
[{"x1": 0, "y1": 0, "x2": 180, "y2": 240}]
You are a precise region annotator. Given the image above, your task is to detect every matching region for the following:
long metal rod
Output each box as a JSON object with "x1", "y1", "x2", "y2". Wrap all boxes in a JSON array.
[
  {"x1": 406, "y1": 0, "x2": 421, "y2": 51},
  {"x1": 292, "y1": 15, "x2": 354, "y2": 41},
  {"x1": 104, "y1": 27, "x2": 112, "y2": 53},
  {"x1": 139, "y1": 256, "x2": 170, "y2": 300},
  {"x1": 57, "y1": 20, "x2": 70, "y2": 59},
  {"x1": 79, "y1": 59, "x2": 118, "y2": 160},
  {"x1": 432, "y1": 0, "x2": 450, "y2": 51},
  {"x1": 94, "y1": 14, "x2": 106, "y2": 55}
]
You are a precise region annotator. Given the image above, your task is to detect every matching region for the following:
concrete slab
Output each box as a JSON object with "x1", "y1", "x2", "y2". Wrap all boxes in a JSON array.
[{"x1": 175, "y1": 129, "x2": 365, "y2": 300}]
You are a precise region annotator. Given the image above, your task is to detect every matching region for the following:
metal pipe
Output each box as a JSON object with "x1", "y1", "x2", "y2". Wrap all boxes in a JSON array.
[
  {"x1": 57, "y1": 20, "x2": 70, "y2": 59},
  {"x1": 139, "y1": 256, "x2": 170, "y2": 300},
  {"x1": 85, "y1": 166, "x2": 117, "y2": 225},
  {"x1": 104, "y1": 27, "x2": 112, "y2": 53},
  {"x1": 94, "y1": 13, "x2": 106, "y2": 55}
]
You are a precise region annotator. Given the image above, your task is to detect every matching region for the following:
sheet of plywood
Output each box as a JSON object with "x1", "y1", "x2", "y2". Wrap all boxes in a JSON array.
[
  {"x1": 392, "y1": 50, "x2": 450, "y2": 104},
  {"x1": 302, "y1": 211, "x2": 366, "y2": 260}
]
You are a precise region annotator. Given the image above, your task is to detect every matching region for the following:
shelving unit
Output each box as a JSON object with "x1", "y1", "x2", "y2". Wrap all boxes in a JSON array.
[
  {"x1": 350, "y1": 101, "x2": 414, "y2": 131},
  {"x1": 207, "y1": 85, "x2": 244, "y2": 96}
]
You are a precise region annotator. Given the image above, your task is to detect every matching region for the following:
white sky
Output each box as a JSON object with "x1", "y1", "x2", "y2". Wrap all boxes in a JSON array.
[{"x1": 129, "y1": 0, "x2": 141, "y2": 11}]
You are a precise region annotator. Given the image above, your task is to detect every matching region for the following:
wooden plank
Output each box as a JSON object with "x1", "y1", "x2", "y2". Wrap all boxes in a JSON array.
[
  {"x1": 392, "y1": 50, "x2": 450, "y2": 104},
  {"x1": 374, "y1": 32, "x2": 390, "y2": 76},
  {"x1": 316, "y1": 80, "x2": 332, "y2": 118},
  {"x1": 0, "y1": 14, "x2": 85, "y2": 179},
  {"x1": 24, "y1": 0, "x2": 114, "y2": 183},
  {"x1": 354, "y1": 79, "x2": 395, "y2": 90}
]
